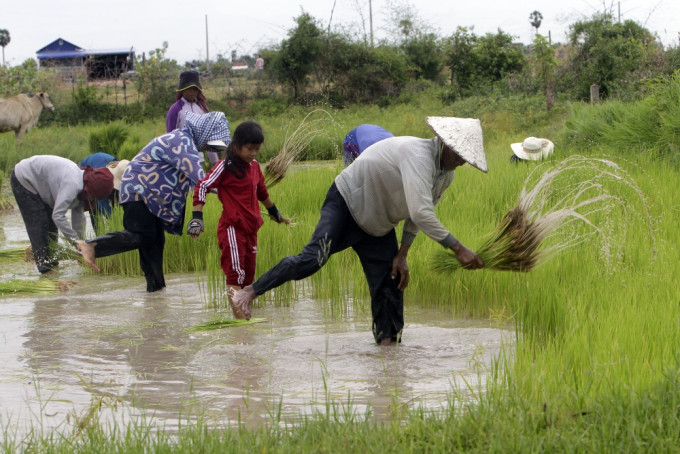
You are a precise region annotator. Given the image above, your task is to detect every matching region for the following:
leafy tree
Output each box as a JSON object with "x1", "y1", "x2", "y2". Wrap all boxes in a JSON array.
[
  {"x1": 529, "y1": 11, "x2": 543, "y2": 33},
  {"x1": 564, "y1": 13, "x2": 661, "y2": 100},
  {"x1": 445, "y1": 27, "x2": 478, "y2": 97},
  {"x1": 318, "y1": 36, "x2": 408, "y2": 104},
  {"x1": 133, "y1": 42, "x2": 179, "y2": 113},
  {"x1": 474, "y1": 29, "x2": 525, "y2": 81},
  {"x1": 268, "y1": 12, "x2": 323, "y2": 99},
  {"x1": 530, "y1": 34, "x2": 558, "y2": 110},
  {"x1": 0, "y1": 29, "x2": 10, "y2": 66},
  {"x1": 401, "y1": 32, "x2": 444, "y2": 81},
  {"x1": 444, "y1": 28, "x2": 524, "y2": 99}
]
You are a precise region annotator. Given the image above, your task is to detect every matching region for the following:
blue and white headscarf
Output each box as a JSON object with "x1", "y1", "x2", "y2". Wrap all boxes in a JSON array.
[
  {"x1": 185, "y1": 111, "x2": 231, "y2": 150},
  {"x1": 119, "y1": 111, "x2": 231, "y2": 234}
]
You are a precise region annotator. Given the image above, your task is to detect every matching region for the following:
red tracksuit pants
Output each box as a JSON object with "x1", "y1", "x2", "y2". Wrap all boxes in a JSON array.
[{"x1": 218, "y1": 225, "x2": 258, "y2": 287}]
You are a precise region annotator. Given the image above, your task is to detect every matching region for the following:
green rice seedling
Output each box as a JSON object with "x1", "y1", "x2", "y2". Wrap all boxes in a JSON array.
[
  {"x1": 432, "y1": 155, "x2": 656, "y2": 273},
  {"x1": 185, "y1": 317, "x2": 266, "y2": 332},
  {"x1": 0, "y1": 279, "x2": 74, "y2": 295},
  {"x1": 0, "y1": 247, "x2": 31, "y2": 263},
  {"x1": 264, "y1": 109, "x2": 338, "y2": 188}
]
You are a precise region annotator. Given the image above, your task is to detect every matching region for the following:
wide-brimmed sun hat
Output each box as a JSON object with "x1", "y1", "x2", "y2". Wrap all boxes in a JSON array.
[
  {"x1": 510, "y1": 137, "x2": 554, "y2": 161},
  {"x1": 426, "y1": 116, "x2": 488, "y2": 173},
  {"x1": 106, "y1": 159, "x2": 130, "y2": 190},
  {"x1": 177, "y1": 70, "x2": 202, "y2": 92}
]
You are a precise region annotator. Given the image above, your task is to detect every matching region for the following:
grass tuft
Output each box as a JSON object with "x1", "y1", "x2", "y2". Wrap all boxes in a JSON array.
[{"x1": 264, "y1": 109, "x2": 338, "y2": 187}]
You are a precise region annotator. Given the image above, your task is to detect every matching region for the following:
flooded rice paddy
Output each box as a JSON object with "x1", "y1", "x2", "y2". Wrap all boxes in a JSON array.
[{"x1": 0, "y1": 208, "x2": 511, "y2": 434}]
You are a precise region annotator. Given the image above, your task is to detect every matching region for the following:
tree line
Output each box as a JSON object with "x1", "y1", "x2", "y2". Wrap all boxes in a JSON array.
[{"x1": 1, "y1": 10, "x2": 679, "y2": 126}]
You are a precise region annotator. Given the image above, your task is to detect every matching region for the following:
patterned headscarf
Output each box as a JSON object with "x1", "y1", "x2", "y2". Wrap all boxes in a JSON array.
[{"x1": 184, "y1": 111, "x2": 231, "y2": 150}]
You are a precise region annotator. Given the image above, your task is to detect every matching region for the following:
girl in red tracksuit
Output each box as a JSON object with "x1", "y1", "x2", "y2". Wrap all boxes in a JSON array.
[{"x1": 188, "y1": 120, "x2": 289, "y2": 319}]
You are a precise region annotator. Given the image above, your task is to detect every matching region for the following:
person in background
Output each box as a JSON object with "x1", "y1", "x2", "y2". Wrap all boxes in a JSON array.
[
  {"x1": 255, "y1": 55, "x2": 265, "y2": 76},
  {"x1": 166, "y1": 70, "x2": 221, "y2": 167},
  {"x1": 509, "y1": 137, "x2": 555, "y2": 163},
  {"x1": 10, "y1": 155, "x2": 120, "y2": 274},
  {"x1": 342, "y1": 124, "x2": 394, "y2": 166},
  {"x1": 187, "y1": 120, "x2": 290, "y2": 319},
  {"x1": 79, "y1": 112, "x2": 231, "y2": 292},
  {"x1": 232, "y1": 117, "x2": 487, "y2": 345}
]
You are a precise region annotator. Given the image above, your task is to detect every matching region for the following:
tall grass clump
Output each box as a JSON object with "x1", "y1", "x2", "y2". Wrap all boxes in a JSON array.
[
  {"x1": 565, "y1": 71, "x2": 680, "y2": 162},
  {"x1": 263, "y1": 108, "x2": 339, "y2": 187},
  {"x1": 88, "y1": 121, "x2": 129, "y2": 157},
  {"x1": 431, "y1": 156, "x2": 656, "y2": 274}
]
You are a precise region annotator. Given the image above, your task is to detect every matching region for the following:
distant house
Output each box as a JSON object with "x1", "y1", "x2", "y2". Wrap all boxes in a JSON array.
[
  {"x1": 231, "y1": 61, "x2": 249, "y2": 71},
  {"x1": 36, "y1": 38, "x2": 135, "y2": 79}
]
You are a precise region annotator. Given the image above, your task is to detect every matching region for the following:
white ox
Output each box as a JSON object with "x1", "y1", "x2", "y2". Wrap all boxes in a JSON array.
[{"x1": 0, "y1": 91, "x2": 55, "y2": 144}]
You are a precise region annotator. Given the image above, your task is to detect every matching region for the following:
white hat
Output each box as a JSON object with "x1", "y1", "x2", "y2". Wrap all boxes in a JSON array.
[
  {"x1": 425, "y1": 116, "x2": 488, "y2": 173},
  {"x1": 106, "y1": 159, "x2": 130, "y2": 190},
  {"x1": 207, "y1": 139, "x2": 228, "y2": 149},
  {"x1": 510, "y1": 137, "x2": 554, "y2": 161}
]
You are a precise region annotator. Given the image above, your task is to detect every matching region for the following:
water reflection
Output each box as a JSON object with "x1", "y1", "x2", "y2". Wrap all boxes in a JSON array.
[{"x1": 1, "y1": 208, "x2": 512, "y2": 434}]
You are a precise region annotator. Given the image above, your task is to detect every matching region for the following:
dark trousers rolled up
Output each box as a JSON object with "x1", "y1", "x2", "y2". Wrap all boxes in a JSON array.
[
  {"x1": 89, "y1": 200, "x2": 166, "y2": 292},
  {"x1": 252, "y1": 183, "x2": 404, "y2": 344}
]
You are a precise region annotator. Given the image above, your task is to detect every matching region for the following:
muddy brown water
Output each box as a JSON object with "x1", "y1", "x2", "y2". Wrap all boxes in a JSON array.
[{"x1": 0, "y1": 208, "x2": 511, "y2": 434}]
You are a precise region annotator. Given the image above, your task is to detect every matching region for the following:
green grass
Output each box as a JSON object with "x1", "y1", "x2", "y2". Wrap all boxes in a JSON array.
[{"x1": 2, "y1": 84, "x2": 680, "y2": 452}]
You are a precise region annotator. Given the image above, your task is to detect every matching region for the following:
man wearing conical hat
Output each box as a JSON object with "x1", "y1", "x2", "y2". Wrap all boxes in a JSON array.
[{"x1": 233, "y1": 117, "x2": 487, "y2": 345}]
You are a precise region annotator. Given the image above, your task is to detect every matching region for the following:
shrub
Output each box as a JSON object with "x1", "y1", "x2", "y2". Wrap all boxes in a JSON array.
[{"x1": 88, "y1": 122, "x2": 129, "y2": 156}]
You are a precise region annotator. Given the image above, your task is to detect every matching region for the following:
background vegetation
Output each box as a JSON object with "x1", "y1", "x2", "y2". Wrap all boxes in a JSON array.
[{"x1": 1, "y1": 7, "x2": 679, "y2": 129}]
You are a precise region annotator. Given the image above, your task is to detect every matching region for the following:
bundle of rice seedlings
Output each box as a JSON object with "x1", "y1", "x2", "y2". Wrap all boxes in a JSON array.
[
  {"x1": 0, "y1": 279, "x2": 75, "y2": 295},
  {"x1": 0, "y1": 247, "x2": 30, "y2": 263},
  {"x1": 264, "y1": 109, "x2": 336, "y2": 188},
  {"x1": 432, "y1": 156, "x2": 655, "y2": 273},
  {"x1": 186, "y1": 317, "x2": 266, "y2": 332}
]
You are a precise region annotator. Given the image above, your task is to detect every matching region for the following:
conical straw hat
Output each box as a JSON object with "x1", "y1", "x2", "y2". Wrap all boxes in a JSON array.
[{"x1": 425, "y1": 116, "x2": 488, "y2": 173}]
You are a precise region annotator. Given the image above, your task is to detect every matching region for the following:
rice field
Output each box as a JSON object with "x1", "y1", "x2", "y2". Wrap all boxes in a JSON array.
[{"x1": 1, "y1": 86, "x2": 680, "y2": 451}]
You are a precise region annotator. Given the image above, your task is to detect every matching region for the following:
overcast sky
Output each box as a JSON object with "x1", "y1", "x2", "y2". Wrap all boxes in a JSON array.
[{"x1": 3, "y1": 0, "x2": 678, "y2": 66}]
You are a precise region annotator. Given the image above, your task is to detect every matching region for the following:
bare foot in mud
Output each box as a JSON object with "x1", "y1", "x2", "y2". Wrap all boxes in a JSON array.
[{"x1": 77, "y1": 241, "x2": 100, "y2": 272}]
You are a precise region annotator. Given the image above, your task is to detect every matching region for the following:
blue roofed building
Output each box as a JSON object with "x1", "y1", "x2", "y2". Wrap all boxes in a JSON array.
[{"x1": 36, "y1": 38, "x2": 135, "y2": 79}]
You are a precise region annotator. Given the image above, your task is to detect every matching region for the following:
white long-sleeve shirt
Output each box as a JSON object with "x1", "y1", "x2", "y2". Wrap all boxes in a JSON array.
[
  {"x1": 14, "y1": 155, "x2": 86, "y2": 242},
  {"x1": 335, "y1": 136, "x2": 457, "y2": 248}
]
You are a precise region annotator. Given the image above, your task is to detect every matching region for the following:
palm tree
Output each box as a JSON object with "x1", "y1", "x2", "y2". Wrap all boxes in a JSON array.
[
  {"x1": 0, "y1": 29, "x2": 10, "y2": 66},
  {"x1": 529, "y1": 11, "x2": 543, "y2": 34}
]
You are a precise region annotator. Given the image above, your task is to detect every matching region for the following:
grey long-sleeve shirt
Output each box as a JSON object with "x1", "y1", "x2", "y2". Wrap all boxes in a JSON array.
[
  {"x1": 14, "y1": 155, "x2": 86, "y2": 242},
  {"x1": 335, "y1": 135, "x2": 458, "y2": 248}
]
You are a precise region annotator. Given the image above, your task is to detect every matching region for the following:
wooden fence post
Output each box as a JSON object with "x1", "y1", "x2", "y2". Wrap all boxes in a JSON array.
[{"x1": 590, "y1": 84, "x2": 600, "y2": 103}]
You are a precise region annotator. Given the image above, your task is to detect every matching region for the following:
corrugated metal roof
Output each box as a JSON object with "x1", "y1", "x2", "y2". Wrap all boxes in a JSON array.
[{"x1": 36, "y1": 38, "x2": 133, "y2": 60}]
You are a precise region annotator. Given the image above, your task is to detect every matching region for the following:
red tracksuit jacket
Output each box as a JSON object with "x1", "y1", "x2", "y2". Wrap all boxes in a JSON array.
[{"x1": 193, "y1": 157, "x2": 269, "y2": 234}]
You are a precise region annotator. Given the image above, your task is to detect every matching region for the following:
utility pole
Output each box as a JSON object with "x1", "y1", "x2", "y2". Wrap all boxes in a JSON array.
[
  {"x1": 205, "y1": 14, "x2": 210, "y2": 71},
  {"x1": 369, "y1": 0, "x2": 374, "y2": 47}
]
